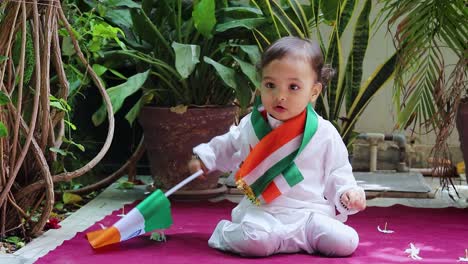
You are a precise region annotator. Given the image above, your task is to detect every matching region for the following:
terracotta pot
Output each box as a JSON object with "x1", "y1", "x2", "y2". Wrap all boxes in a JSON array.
[
  {"x1": 456, "y1": 98, "x2": 468, "y2": 169},
  {"x1": 139, "y1": 105, "x2": 237, "y2": 190}
]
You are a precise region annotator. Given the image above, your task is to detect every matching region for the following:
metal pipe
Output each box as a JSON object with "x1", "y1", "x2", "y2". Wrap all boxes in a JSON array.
[{"x1": 357, "y1": 133, "x2": 385, "y2": 172}]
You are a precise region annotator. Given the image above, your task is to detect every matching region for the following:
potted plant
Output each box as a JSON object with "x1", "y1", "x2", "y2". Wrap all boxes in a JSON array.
[
  {"x1": 377, "y1": 0, "x2": 466, "y2": 184},
  {"x1": 88, "y1": 0, "x2": 262, "y2": 191}
]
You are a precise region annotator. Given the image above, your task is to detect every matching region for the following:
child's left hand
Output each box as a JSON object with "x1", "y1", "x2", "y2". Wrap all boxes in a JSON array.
[{"x1": 341, "y1": 189, "x2": 366, "y2": 211}]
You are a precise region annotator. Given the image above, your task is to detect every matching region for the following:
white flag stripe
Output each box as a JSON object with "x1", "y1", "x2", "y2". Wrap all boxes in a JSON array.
[
  {"x1": 273, "y1": 174, "x2": 290, "y2": 193},
  {"x1": 243, "y1": 134, "x2": 303, "y2": 185},
  {"x1": 114, "y1": 208, "x2": 146, "y2": 241}
]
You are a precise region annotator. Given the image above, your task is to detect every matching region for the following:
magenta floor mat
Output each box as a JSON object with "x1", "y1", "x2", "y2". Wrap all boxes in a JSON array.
[{"x1": 36, "y1": 200, "x2": 468, "y2": 264}]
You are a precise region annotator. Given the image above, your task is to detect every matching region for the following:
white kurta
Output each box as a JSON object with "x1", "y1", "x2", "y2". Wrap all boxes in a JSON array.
[{"x1": 193, "y1": 112, "x2": 364, "y2": 257}]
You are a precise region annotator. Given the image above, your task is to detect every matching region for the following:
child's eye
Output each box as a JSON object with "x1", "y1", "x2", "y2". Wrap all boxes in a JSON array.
[
  {"x1": 264, "y1": 82, "x2": 275, "y2": 89},
  {"x1": 289, "y1": 84, "x2": 300, "y2": 90}
]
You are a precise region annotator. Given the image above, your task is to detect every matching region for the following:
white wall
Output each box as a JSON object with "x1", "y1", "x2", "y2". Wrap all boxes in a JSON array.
[{"x1": 323, "y1": 0, "x2": 461, "y2": 148}]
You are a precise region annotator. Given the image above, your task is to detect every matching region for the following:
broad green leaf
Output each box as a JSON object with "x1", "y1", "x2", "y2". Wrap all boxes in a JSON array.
[
  {"x1": 61, "y1": 37, "x2": 75, "y2": 56},
  {"x1": 49, "y1": 147, "x2": 67, "y2": 156},
  {"x1": 64, "y1": 120, "x2": 77, "y2": 130},
  {"x1": 193, "y1": 0, "x2": 216, "y2": 38},
  {"x1": 106, "y1": 0, "x2": 140, "y2": 8},
  {"x1": 0, "y1": 90, "x2": 10, "y2": 105},
  {"x1": 50, "y1": 101, "x2": 66, "y2": 111},
  {"x1": 344, "y1": 0, "x2": 371, "y2": 111},
  {"x1": 125, "y1": 96, "x2": 143, "y2": 125},
  {"x1": 92, "y1": 70, "x2": 150, "y2": 126},
  {"x1": 109, "y1": 69, "x2": 127, "y2": 80},
  {"x1": 235, "y1": 74, "x2": 254, "y2": 109},
  {"x1": 54, "y1": 202, "x2": 64, "y2": 210},
  {"x1": 116, "y1": 180, "x2": 134, "y2": 189},
  {"x1": 0, "y1": 122, "x2": 7, "y2": 138},
  {"x1": 63, "y1": 137, "x2": 85, "y2": 151},
  {"x1": 238, "y1": 45, "x2": 261, "y2": 65},
  {"x1": 63, "y1": 192, "x2": 83, "y2": 205},
  {"x1": 92, "y1": 64, "x2": 108, "y2": 77},
  {"x1": 269, "y1": 0, "x2": 304, "y2": 37},
  {"x1": 0, "y1": 55, "x2": 8, "y2": 62},
  {"x1": 105, "y1": 9, "x2": 133, "y2": 29},
  {"x1": 320, "y1": 0, "x2": 339, "y2": 22},
  {"x1": 216, "y1": 18, "x2": 266, "y2": 32},
  {"x1": 343, "y1": 52, "x2": 397, "y2": 139},
  {"x1": 221, "y1": 7, "x2": 263, "y2": 16},
  {"x1": 203, "y1": 56, "x2": 237, "y2": 89},
  {"x1": 338, "y1": 0, "x2": 356, "y2": 36},
  {"x1": 171, "y1": 42, "x2": 200, "y2": 79},
  {"x1": 130, "y1": 8, "x2": 171, "y2": 55},
  {"x1": 232, "y1": 56, "x2": 260, "y2": 88}
]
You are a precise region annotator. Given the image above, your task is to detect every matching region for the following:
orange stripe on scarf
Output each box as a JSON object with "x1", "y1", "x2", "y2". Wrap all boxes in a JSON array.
[
  {"x1": 235, "y1": 110, "x2": 306, "y2": 181},
  {"x1": 262, "y1": 182, "x2": 281, "y2": 203}
]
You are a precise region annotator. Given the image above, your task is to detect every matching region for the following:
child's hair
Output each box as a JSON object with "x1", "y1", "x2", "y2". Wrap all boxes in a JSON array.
[{"x1": 258, "y1": 36, "x2": 335, "y2": 90}]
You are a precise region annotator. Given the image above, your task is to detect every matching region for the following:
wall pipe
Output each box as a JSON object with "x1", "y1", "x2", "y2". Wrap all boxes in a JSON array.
[{"x1": 356, "y1": 133, "x2": 408, "y2": 172}]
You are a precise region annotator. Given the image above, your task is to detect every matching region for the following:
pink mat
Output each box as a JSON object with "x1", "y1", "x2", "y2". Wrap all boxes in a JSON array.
[{"x1": 36, "y1": 200, "x2": 468, "y2": 264}]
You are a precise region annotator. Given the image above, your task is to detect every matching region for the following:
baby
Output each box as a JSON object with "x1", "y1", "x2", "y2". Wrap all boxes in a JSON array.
[{"x1": 189, "y1": 36, "x2": 366, "y2": 257}]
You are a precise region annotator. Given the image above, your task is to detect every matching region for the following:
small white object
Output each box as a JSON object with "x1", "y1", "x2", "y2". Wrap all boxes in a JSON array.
[
  {"x1": 405, "y1": 243, "x2": 422, "y2": 260},
  {"x1": 164, "y1": 170, "x2": 204, "y2": 197},
  {"x1": 98, "y1": 223, "x2": 107, "y2": 229},
  {"x1": 377, "y1": 222, "x2": 394, "y2": 234},
  {"x1": 144, "y1": 191, "x2": 150, "y2": 195},
  {"x1": 117, "y1": 207, "x2": 126, "y2": 217},
  {"x1": 459, "y1": 249, "x2": 468, "y2": 262}
]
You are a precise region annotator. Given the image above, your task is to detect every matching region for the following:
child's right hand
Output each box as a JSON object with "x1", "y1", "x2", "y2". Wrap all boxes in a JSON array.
[{"x1": 188, "y1": 155, "x2": 207, "y2": 180}]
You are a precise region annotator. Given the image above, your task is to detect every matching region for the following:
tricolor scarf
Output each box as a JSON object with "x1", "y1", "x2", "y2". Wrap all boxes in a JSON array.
[{"x1": 235, "y1": 97, "x2": 318, "y2": 205}]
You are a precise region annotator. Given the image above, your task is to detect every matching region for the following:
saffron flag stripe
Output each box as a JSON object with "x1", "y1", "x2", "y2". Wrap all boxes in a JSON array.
[
  {"x1": 87, "y1": 227, "x2": 121, "y2": 248},
  {"x1": 242, "y1": 135, "x2": 302, "y2": 185}
]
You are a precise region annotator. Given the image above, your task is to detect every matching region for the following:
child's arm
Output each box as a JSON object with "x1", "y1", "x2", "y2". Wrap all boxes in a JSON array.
[
  {"x1": 322, "y1": 126, "x2": 366, "y2": 215},
  {"x1": 191, "y1": 114, "x2": 250, "y2": 174},
  {"x1": 340, "y1": 188, "x2": 366, "y2": 211}
]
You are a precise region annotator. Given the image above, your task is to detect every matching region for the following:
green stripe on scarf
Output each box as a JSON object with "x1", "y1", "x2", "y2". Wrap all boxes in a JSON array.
[
  {"x1": 249, "y1": 97, "x2": 318, "y2": 197},
  {"x1": 251, "y1": 96, "x2": 271, "y2": 139}
]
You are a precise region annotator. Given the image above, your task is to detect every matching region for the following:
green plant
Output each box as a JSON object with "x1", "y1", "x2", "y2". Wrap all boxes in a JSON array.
[
  {"x1": 247, "y1": 0, "x2": 397, "y2": 147},
  {"x1": 378, "y1": 0, "x2": 466, "y2": 131},
  {"x1": 88, "y1": 0, "x2": 262, "y2": 126},
  {"x1": 377, "y1": 0, "x2": 466, "y2": 185}
]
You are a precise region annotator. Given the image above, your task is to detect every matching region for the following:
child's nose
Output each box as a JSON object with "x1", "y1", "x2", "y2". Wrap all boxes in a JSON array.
[{"x1": 274, "y1": 88, "x2": 287, "y2": 101}]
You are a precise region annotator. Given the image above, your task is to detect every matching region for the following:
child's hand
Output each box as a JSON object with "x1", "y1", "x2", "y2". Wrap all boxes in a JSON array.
[
  {"x1": 188, "y1": 156, "x2": 207, "y2": 180},
  {"x1": 341, "y1": 189, "x2": 366, "y2": 211}
]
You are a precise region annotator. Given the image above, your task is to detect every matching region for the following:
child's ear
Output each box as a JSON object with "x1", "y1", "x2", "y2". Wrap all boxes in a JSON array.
[{"x1": 310, "y1": 83, "x2": 322, "y2": 102}]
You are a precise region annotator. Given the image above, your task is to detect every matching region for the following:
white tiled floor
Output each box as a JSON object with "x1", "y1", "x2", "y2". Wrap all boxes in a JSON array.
[{"x1": 1, "y1": 174, "x2": 467, "y2": 264}]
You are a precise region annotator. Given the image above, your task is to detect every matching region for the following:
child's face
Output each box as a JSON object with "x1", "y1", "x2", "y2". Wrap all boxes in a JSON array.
[{"x1": 260, "y1": 56, "x2": 322, "y2": 121}]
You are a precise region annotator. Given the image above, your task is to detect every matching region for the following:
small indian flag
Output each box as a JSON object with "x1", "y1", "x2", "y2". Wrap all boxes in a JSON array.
[
  {"x1": 86, "y1": 189, "x2": 172, "y2": 248},
  {"x1": 86, "y1": 170, "x2": 203, "y2": 249}
]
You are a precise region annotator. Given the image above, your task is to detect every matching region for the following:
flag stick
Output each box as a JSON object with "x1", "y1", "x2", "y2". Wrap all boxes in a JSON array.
[{"x1": 164, "y1": 170, "x2": 204, "y2": 197}]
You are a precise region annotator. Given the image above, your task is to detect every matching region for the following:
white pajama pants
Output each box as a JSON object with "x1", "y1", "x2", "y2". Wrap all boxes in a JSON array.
[{"x1": 208, "y1": 202, "x2": 359, "y2": 257}]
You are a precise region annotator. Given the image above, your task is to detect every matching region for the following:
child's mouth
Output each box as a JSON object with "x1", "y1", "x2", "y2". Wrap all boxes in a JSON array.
[{"x1": 274, "y1": 105, "x2": 286, "y2": 112}]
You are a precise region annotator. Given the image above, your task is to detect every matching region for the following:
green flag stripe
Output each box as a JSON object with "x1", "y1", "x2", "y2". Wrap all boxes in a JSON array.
[{"x1": 136, "y1": 189, "x2": 173, "y2": 232}]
